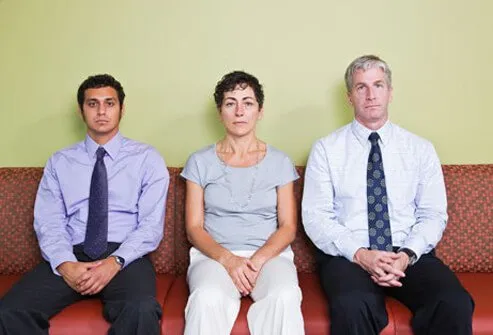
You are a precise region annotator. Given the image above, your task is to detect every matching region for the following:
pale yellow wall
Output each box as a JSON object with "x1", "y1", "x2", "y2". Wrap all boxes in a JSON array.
[{"x1": 1, "y1": 0, "x2": 492, "y2": 166}]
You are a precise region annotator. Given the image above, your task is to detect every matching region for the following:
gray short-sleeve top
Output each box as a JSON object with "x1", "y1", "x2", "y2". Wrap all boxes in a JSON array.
[{"x1": 181, "y1": 144, "x2": 299, "y2": 251}]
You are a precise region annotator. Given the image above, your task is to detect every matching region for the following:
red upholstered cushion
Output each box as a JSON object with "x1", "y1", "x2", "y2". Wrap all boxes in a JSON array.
[
  {"x1": 150, "y1": 168, "x2": 180, "y2": 275},
  {"x1": 436, "y1": 165, "x2": 493, "y2": 272},
  {"x1": 173, "y1": 174, "x2": 191, "y2": 276},
  {"x1": 457, "y1": 273, "x2": 493, "y2": 335},
  {"x1": 0, "y1": 168, "x2": 43, "y2": 275},
  {"x1": 292, "y1": 167, "x2": 318, "y2": 273}
]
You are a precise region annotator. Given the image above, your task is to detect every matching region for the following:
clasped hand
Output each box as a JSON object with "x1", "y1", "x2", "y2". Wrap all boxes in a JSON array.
[
  {"x1": 221, "y1": 254, "x2": 260, "y2": 296},
  {"x1": 354, "y1": 249, "x2": 409, "y2": 287},
  {"x1": 57, "y1": 258, "x2": 121, "y2": 295}
]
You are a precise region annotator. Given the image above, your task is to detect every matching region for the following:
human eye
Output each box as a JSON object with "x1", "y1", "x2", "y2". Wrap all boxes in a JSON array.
[
  {"x1": 224, "y1": 101, "x2": 235, "y2": 107},
  {"x1": 86, "y1": 101, "x2": 97, "y2": 108},
  {"x1": 106, "y1": 100, "x2": 115, "y2": 107}
]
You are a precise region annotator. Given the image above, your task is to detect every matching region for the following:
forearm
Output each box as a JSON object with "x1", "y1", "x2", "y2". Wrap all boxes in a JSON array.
[
  {"x1": 400, "y1": 217, "x2": 446, "y2": 258},
  {"x1": 303, "y1": 142, "x2": 362, "y2": 261},
  {"x1": 112, "y1": 219, "x2": 164, "y2": 266},
  {"x1": 35, "y1": 220, "x2": 77, "y2": 274},
  {"x1": 187, "y1": 226, "x2": 232, "y2": 265},
  {"x1": 403, "y1": 146, "x2": 447, "y2": 258},
  {"x1": 251, "y1": 224, "x2": 296, "y2": 267},
  {"x1": 116, "y1": 161, "x2": 169, "y2": 266},
  {"x1": 303, "y1": 210, "x2": 362, "y2": 261}
]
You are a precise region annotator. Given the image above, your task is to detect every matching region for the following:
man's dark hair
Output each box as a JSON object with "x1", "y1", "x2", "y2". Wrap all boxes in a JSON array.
[
  {"x1": 77, "y1": 74, "x2": 125, "y2": 110},
  {"x1": 214, "y1": 71, "x2": 264, "y2": 108}
]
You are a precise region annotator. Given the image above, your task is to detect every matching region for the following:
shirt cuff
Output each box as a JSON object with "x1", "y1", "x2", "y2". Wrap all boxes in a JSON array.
[
  {"x1": 399, "y1": 239, "x2": 426, "y2": 261},
  {"x1": 336, "y1": 240, "x2": 364, "y2": 262},
  {"x1": 50, "y1": 252, "x2": 78, "y2": 276},
  {"x1": 111, "y1": 246, "x2": 139, "y2": 269}
]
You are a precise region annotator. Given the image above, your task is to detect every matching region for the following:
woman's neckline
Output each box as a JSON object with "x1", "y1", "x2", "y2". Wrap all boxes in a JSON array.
[{"x1": 213, "y1": 142, "x2": 269, "y2": 169}]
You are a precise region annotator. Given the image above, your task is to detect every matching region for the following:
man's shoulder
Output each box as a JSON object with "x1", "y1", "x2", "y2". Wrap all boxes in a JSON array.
[
  {"x1": 48, "y1": 140, "x2": 85, "y2": 164},
  {"x1": 391, "y1": 123, "x2": 435, "y2": 151},
  {"x1": 313, "y1": 123, "x2": 353, "y2": 149},
  {"x1": 120, "y1": 137, "x2": 164, "y2": 160}
]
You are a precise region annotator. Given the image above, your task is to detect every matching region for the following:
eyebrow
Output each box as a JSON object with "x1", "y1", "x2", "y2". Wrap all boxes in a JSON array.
[
  {"x1": 224, "y1": 96, "x2": 255, "y2": 102},
  {"x1": 354, "y1": 80, "x2": 385, "y2": 87},
  {"x1": 85, "y1": 97, "x2": 116, "y2": 102}
]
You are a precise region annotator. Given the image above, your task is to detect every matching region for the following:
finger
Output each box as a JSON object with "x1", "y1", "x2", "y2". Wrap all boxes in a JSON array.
[
  {"x1": 231, "y1": 273, "x2": 248, "y2": 295},
  {"x1": 91, "y1": 285, "x2": 104, "y2": 295},
  {"x1": 381, "y1": 264, "x2": 405, "y2": 278},
  {"x1": 246, "y1": 259, "x2": 258, "y2": 272},
  {"x1": 378, "y1": 254, "x2": 398, "y2": 264},
  {"x1": 371, "y1": 276, "x2": 391, "y2": 287},
  {"x1": 376, "y1": 272, "x2": 396, "y2": 283},
  {"x1": 80, "y1": 275, "x2": 102, "y2": 295},
  {"x1": 244, "y1": 269, "x2": 257, "y2": 287},
  {"x1": 371, "y1": 266, "x2": 387, "y2": 279},
  {"x1": 78, "y1": 273, "x2": 99, "y2": 292},
  {"x1": 233, "y1": 279, "x2": 247, "y2": 295},
  {"x1": 75, "y1": 272, "x2": 92, "y2": 286},
  {"x1": 86, "y1": 282, "x2": 104, "y2": 295},
  {"x1": 238, "y1": 271, "x2": 252, "y2": 293},
  {"x1": 386, "y1": 278, "x2": 403, "y2": 287},
  {"x1": 376, "y1": 281, "x2": 392, "y2": 287},
  {"x1": 85, "y1": 261, "x2": 103, "y2": 270}
]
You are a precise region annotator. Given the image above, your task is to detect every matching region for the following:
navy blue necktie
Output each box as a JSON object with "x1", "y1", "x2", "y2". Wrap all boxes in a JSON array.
[
  {"x1": 367, "y1": 132, "x2": 393, "y2": 251},
  {"x1": 84, "y1": 147, "x2": 108, "y2": 259}
]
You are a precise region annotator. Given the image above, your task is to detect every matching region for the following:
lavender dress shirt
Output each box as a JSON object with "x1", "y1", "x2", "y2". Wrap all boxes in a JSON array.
[{"x1": 34, "y1": 132, "x2": 169, "y2": 275}]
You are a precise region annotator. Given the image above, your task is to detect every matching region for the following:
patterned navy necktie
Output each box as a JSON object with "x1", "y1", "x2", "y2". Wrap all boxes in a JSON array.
[
  {"x1": 84, "y1": 146, "x2": 108, "y2": 259},
  {"x1": 367, "y1": 132, "x2": 393, "y2": 251}
]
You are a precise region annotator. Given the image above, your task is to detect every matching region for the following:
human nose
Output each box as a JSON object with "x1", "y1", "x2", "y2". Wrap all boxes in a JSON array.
[
  {"x1": 235, "y1": 104, "x2": 244, "y2": 116},
  {"x1": 366, "y1": 87, "x2": 376, "y2": 100},
  {"x1": 97, "y1": 105, "x2": 106, "y2": 115}
]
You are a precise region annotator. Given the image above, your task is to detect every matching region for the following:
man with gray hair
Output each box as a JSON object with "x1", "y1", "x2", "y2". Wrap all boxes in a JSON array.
[{"x1": 302, "y1": 55, "x2": 474, "y2": 334}]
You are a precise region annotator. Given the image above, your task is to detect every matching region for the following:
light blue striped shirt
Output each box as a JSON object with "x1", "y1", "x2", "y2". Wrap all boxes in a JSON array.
[
  {"x1": 302, "y1": 120, "x2": 447, "y2": 261},
  {"x1": 34, "y1": 132, "x2": 169, "y2": 274}
]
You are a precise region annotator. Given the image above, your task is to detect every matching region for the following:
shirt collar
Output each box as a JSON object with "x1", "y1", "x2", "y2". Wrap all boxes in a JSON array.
[
  {"x1": 84, "y1": 132, "x2": 123, "y2": 160},
  {"x1": 351, "y1": 119, "x2": 392, "y2": 148}
]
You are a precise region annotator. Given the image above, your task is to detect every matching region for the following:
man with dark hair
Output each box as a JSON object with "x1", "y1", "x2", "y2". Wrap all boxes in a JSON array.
[
  {"x1": 0, "y1": 74, "x2": 169, "y2": 335},
  {"x1": 302, "y1": 55, "x2": 474, "y2": 335}
]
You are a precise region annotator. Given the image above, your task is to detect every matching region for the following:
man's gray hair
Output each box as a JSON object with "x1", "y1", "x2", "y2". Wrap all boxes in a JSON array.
[{"x1": 344, "y1": 55, "x2": 392, "y2": 92}]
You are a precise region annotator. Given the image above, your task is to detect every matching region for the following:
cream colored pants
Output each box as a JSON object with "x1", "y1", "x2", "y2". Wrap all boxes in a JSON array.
[{"x1": 184, "y1": 248, "x2": 305, "y2": 335}]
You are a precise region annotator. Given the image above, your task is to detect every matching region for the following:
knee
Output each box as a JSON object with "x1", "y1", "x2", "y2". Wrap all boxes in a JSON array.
[
  {"x1": 268, "y1": 284, "x2": 302, "y2": 305},
  {"x1": 188, "y1": 287, "x2": 230, "y2": 309},
  {"x1": 119, "y1": 298, "x2": 161, "y2": 319},
  {"x1": 434, "y1": 290, "x2": 474, "y2": 321},
  {"x1": 331, "y1": 292, "x2": 385, "y2": 320}
]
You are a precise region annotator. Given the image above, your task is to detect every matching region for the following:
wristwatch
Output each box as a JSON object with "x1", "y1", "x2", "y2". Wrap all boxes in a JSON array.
[
  {"x1": 112, "y1": 255, "x2": 125, "y2": 269},
  {"x1": 398, "y1": 248, "x2": 417, "y2": 266}
]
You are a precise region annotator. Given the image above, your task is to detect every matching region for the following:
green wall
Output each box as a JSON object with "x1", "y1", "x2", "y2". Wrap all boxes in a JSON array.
[{"x1": 1, "y1": 0, "x2": 492, "y2": 166}]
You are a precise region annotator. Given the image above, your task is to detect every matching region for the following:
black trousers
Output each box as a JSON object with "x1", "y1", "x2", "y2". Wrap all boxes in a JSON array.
[
  {"x1": 316, "y1": 248, "x2": 474, "y2": 335},
  {"x1": 0, "y1": 243, "x2": 161, "y2": 335}
]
